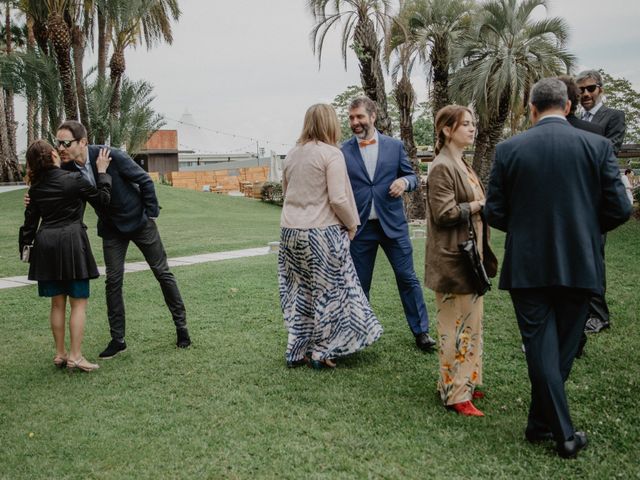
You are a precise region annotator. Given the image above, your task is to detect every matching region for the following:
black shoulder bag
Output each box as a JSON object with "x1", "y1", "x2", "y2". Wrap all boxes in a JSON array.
[{"x1": 458, "y1": 214, "x2": 492, "y2": 296}]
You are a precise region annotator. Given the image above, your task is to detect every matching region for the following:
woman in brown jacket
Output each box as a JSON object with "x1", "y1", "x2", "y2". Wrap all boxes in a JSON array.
[{"x1": 425, "y1": 105, "x2": 495, "y2": 416}]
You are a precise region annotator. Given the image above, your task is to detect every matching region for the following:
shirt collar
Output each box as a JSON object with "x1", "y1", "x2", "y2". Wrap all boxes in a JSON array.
[
  {"x1": 588, "y1": 101, "x2": 603, "y2": 117},
  {"x1": 74, "y1": 147, "x2": 91, "y2": 170},
  {"x1": 539, "y1": 114, "x2": 567, "y2": 121}
]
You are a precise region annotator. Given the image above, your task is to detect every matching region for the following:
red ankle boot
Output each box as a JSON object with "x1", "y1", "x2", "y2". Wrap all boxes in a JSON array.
[
  {"x1": 449, "y1": 400, "x2": 484, "y2": 417},
  {"x1": 472, "y1": 390, "x2": 485, "y2": 400}
]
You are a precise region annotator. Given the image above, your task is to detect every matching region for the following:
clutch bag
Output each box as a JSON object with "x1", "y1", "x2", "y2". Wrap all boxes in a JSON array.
[{"x1": 21, "y1": 245, "x2": 32, "y2": 263}]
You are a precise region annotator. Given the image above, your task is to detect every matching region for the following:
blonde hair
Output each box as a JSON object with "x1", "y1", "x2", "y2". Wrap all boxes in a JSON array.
[
  {"x1": 434, "y1": 105, "x2": 474, "y2": 155},
  {"x1": 297, "y1": 103, "x2": 341, "y2": 146}
]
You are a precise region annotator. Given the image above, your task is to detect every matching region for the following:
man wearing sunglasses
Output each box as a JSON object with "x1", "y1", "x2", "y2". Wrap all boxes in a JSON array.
[
  {"x1": 575, "y1": 70, "x2": 626, "y2": 337},
  {"x1": 576, "y1": 70, "x2": 626, "y2": 155},
  {"x1": 54, "y1": 120, "x2": 191, "y2": 357}
]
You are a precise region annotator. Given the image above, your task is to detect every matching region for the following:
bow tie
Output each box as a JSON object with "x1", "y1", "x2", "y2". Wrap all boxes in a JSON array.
[{"x1": 359, "y1": 138, "x2": 376, "y2": 148}]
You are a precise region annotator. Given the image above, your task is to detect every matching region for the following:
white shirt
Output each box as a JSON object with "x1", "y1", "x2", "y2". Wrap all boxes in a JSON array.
[
  {"x1": 582, "y1": 102, "x2": 603, "y2": 122},
  {"x1": 75, "y1": 148, "x2": 96, "y2": 187},
  {"x1": 358, "y1": 130, "x2": 380, "y2": 220},
  {"x1": 621, "y1": 174, "x2": 634, "y2": 205}
]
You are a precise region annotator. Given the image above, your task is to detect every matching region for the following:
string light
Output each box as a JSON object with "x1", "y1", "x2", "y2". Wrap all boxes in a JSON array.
[{"x1": 165, "y1": 116, "x2": 294, "y2": 149}]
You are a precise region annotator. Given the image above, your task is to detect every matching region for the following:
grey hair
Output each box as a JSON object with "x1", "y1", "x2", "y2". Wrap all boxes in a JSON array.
[
  {"x1": 530, "y1": 78, "x2": 568, "y2": 113},
  {"x1": 576, "y1": 69, "x2": 603, "y2": 86},
  {"x1": 349, "y1": 96, "x2": 377, "y2": 117}
]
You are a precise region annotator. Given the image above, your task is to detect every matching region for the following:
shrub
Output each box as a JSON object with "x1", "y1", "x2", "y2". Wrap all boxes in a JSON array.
[{"x1": 261, "y1": 182, "x2": 283, "y2": 206}]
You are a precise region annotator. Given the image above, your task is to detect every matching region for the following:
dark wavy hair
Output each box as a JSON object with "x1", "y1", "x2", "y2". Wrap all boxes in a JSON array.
[
  {"x1": 434, "y1": 105, "x2": 474, "y2": 155},
  {"x1": 25, "y1": 139, "x2": 57, "y2": 185}
]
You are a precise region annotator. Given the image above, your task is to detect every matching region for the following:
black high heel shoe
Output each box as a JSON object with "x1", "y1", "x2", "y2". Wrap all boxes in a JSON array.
[{"x1": 309, "y1": 358, "x2": 336, "y2": 369}]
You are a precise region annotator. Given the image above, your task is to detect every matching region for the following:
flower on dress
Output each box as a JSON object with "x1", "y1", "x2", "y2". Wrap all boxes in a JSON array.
[{"x1": 444, "y1": 371, "x2": 454, "y2": 384}]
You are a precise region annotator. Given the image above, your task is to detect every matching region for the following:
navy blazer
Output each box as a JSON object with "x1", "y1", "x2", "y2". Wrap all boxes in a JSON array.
[
  {"x1": 64, "y1": 145, "x2": 159, "y2": 237},
  {"x1": 485, "y1": 117, "x2": 631, "y2": 293},
  {"x1": 342, "y1": 133, "x2": 417, "y2": 239}
]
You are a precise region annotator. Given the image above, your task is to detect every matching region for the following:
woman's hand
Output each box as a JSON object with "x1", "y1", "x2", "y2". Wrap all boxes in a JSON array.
[
  {"x1": 348, "y1": 229, "x2": 356, "y2": 241},
  {"x1": 96, "y1": 148, "x2": 112, "y2": 173},
  {"x1": 470, "y1": 200, "x2": 484, "y2": 214}
]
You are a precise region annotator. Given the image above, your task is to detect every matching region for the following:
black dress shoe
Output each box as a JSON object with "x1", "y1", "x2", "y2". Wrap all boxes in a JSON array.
[
  {"x1": 415, "y1": 333, "x2": 436, "y2": 352},
  {"x1": 525, "y1": 429, "x2": 554, "y2": 443},
  {"x1": 557, "y1": 431, "x2": 588, "y2": 459},
  {"x1": 99, "y1": 339, "x2": 127, "y2": 359},
  {"x1": 176, "y1": 327, "x2": 191, "y2": 348}
]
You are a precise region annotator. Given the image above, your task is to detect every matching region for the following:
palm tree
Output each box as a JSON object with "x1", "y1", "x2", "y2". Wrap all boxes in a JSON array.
[
  {"x1": 44, "y1": 0, "x2": 77, "y2": 120},
  {"x1": 451, "y1": 0, "x2": 574, "y2": 181},
  {"x1": 386, "y1": 2, "x2": 423, "y2": 218},
  {"x1": 105, "y1": 0, "x2": 179, "y2": 125},
  {"x1": 309, "y1": 0, "x2": 393, "y2": 135},
  {"x1": 403, "y1": 0, "x2": 472, "y2": 117},
  {"x1": 3, "y1": 1, "x2": 22, "y2": 163},
  {"x1": 69, "y1": 0, "x2": 94, "y2": 138},
  {"x1": 85, "y1": 73, "x2": 164, "y2": 153}
]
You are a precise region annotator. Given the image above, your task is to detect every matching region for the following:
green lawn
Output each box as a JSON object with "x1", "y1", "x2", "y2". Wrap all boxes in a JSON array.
[
  {"x1": 0, "y1": 185, "x2": 282, "y2": 277},
  {"x1": 0, "y1": 188, "x2": 638, "y2": 479}
]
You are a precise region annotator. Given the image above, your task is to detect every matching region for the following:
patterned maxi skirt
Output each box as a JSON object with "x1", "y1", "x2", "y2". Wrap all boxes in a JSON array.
[
  {"x1": 435, "y1": 292, "x2": 484, "y2": 405},
  {"x1": 278, "y1": 225, "x2": 383, "y2": 363}
]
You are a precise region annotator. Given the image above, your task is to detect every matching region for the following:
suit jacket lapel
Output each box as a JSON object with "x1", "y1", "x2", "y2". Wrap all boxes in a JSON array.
[
  {"x1": 372, "y1": 134, "x2": 385, "y2": 182},
  {"x1": 592, "y1": 106, "x2": 608, "y2": 124}
]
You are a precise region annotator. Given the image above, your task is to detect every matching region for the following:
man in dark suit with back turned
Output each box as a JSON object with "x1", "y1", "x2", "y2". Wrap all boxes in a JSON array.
[
  {"x1": 55, "y1": 120, "x2": 191, "y2": 357},
  {"x1": 485, "y1": 78, "x2": 631, "y2": 458},
  {"x1": 342, "y1": 97, "x2": 436, "y2": 352},
  {"x1": 576, "y1": 70, "x2": 626, "y2": 335}
]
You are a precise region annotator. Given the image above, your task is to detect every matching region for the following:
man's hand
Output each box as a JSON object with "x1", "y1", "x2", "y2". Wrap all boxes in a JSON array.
[
  {"x1": 389, "y1": 178, "x2": 407, "y2": 198},
  {"x1": 96, "y1": 148, "x2": 112, "y2": 173},
  {"x1": 24, "y1": 192, "x2": 30, "y2": 208}
]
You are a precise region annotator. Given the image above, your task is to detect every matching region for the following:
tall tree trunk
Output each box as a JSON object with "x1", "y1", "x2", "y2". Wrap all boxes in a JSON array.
[
  {"x1": 108, "y1": 48, "x2": 126, "y2": 146},
  {"x1": 354, "y1": 18, "x2": 391, "y2": 136},
  {"x1": 41, "y1": 103, "x2": 49, "y2": 139},
  {"x1": 97, "y1": 6, "x2": 109, "y2": 81},
  {"x1": 472, "y1": 93, "x2": 510, "y2": 184},
  {"x1": 4, "y1": 2, "x2": 17, "y2": 159},
  {"x1": 430, "y1": 37, "x2": 450, "y2": 120},
  {"x1": 26, "y1": 15, "x2": 37, "y2": 145},
  {"x1": 72, "y1": 24, "x2": 91, "y2": 138},
  {"x1": 395, "y1": 74, "x2": 425, "y2": 220},
  {"x1": 0, "y1": 93, "x2": 21, "y2": 182},
  {"x1": 47, "y1": 12, "x2": 78, "y2": 120}
]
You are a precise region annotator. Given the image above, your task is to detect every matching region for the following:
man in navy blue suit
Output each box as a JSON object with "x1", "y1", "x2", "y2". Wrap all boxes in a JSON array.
[
  {"x1": 55, "y1": 120, "x2": 191, "y2": 357},
  {"x1": 342, "y1": 97, "x2": 435, "y2": 352},
  {"x1": 485, "y1": 78, "x2": 631, "y2": 458}
]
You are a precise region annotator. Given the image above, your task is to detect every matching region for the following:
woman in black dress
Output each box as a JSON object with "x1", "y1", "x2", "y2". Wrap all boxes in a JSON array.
[{"x1": 20, "y1": 140, "x2": 112, "y2": 372}]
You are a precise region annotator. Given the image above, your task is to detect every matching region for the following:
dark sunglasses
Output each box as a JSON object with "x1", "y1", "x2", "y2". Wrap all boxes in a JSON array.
[
  {"x1": 579, "y1": 84, "x2": 601, "y2": 94},
  {"x1": 55, "y1": 139, "x2": 79, "y2": 148}
]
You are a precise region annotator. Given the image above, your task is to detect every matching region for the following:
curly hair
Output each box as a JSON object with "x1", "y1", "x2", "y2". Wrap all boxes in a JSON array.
[{"x1": 25, "y1": 140, "x2": 57, "y2": 185}]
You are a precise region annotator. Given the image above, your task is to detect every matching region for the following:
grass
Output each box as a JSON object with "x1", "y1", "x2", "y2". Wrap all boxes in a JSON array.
[
  {"x1": 0, "y1": 188, "x2": 639, "y2": 479},
  {"x1": 0, "y1": 185, "x2": 282, "y2": 277}
]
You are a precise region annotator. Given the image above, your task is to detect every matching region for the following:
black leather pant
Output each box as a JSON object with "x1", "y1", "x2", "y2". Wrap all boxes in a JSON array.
[{"x1": 102, "y1": 219, "x2": 186, "y2": 341}]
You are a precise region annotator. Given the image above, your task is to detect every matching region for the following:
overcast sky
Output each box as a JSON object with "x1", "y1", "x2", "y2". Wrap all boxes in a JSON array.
[{"x1": 17, "y1": 0, "x2": 640, "y2": 154}]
